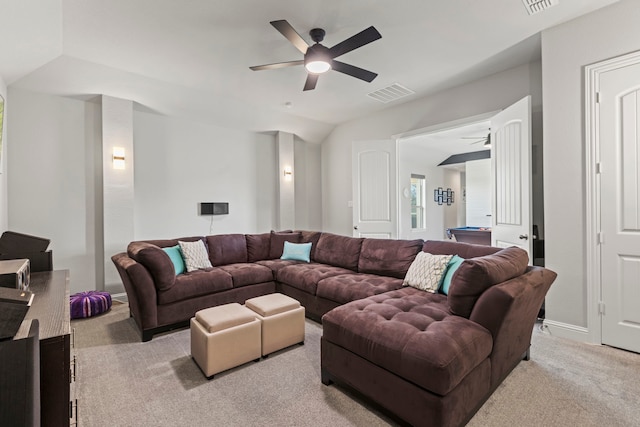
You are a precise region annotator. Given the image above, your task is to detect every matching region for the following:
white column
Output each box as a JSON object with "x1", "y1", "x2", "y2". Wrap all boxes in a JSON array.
[
  {"x1": 102, "y1": 96, "x2": 134, "y2": 293},
  {"x1": 276, "y1": 131, "x2": 295, "y2": 230}
]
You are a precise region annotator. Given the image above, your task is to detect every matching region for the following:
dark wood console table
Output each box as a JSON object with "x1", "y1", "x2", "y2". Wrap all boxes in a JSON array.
[{"x1": 15, "y1": 270, "x2": 71, "y2": 427}]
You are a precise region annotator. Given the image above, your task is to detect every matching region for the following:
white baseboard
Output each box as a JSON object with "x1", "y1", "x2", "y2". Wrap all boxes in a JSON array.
[
  {"x1": 542, "y1": 319, "x2": 591, "y2": 343},
  {"x1": 110, "y1": 292, "x2": 128, "y2": 302}
]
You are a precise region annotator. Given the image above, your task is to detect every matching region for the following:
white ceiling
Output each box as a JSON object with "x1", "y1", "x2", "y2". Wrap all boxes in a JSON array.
[
  {"x1": 0, "y1": 0, "x2": 619, "y2": 142},
  {"x1": 402, "y1": 119, "x2": 492, "y2": 168}
]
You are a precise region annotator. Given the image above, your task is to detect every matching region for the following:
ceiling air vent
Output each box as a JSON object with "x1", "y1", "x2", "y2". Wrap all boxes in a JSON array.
[
  {"x1": 522, "y1": 0, "x2": 558, "y2": 15},
  {"x1": 367, "y1": 83, "x2": 415, "y2": 103}
]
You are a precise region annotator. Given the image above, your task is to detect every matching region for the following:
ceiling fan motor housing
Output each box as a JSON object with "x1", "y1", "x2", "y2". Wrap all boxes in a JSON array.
[{"x1": 309, "y1": 28, "x2": 326, "y2": 43}]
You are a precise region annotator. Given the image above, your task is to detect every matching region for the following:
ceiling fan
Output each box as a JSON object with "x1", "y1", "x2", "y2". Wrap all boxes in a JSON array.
[
  {"x1": 462, "y1": 132, "x2": 491, "y2": 147},
  {"x1": 249, "y1": 20, "x2": 382, "y2": 91}
]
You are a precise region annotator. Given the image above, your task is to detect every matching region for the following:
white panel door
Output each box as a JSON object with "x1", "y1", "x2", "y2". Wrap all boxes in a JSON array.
[
  {"x1": 599, "y1": 60, "x2": 640, "y2": 353},
  {"x1": 352, "y1": 140, "x2": 397, "y2": 238},
  {"x1": 490, "y1": 96, "x2": 533, "y2": 259}
]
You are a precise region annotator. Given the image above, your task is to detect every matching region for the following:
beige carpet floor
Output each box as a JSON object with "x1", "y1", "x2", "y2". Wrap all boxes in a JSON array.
[{"x1": 71, "y1": 302, "x2": 640, "y2": 426}]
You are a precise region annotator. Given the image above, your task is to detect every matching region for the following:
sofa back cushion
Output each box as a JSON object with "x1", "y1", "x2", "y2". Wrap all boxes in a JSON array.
[
  {"x1": 206, "y1": 234, "x2": 248, "y2": 266},
  {"x1": 141, "y1": 236, "x2": 203, "y2": 249},
  {"x1": 358, "y1": 238, "x2": 424, "y2": 278},
  {"x1": 296, "y1": 230, "x2": 322, "y2": 260},
  {"x1": 127, "y1": 241, "x2": 177, "y2": 291},
  {"x1": 245, "y1": 232, "x2": 271, "y2": 262},
  {"x1": 447, "y1": 246, "x2": 529, "y2": 318},
  {"x1": 269, "y1": 231, "x2": 301, "y2": 259},
  {"x1": 423, "y1": 240, "x2": 500, "y2": 259},
  {"x1": 314, "y1": 233, "x2": 363, "y2": 271}
]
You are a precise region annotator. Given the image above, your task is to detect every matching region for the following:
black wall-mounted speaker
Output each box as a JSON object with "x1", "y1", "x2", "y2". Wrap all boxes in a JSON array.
[{"x1": 199, "y1": 202, "x2": 229, "y2": 215}]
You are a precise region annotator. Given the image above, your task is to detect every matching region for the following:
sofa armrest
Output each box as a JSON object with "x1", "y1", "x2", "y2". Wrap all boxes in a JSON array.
[
  {"x1": 111, "y1": 252, "x2": 159, "y2": 331},
  {"x1": 127, "y1": 241, "x2": 176, "y2": 291},
  {"x1": 469, "y1": 266, "x2": 556, "y2": 386}
]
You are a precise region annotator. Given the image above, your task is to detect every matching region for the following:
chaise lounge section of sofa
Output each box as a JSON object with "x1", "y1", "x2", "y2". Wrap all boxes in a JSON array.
[{"x1": 321, "y1": 240, "x2": 556, "y2": 427}]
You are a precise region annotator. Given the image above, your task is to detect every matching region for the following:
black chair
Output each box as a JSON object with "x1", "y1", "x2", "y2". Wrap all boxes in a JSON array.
[{"x1": 0, "y1": 231, "x2": 52, "y2": 272}]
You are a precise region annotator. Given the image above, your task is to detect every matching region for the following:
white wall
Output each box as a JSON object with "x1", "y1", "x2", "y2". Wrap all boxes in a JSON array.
[
  {"x1": 542, "y1": 0, "x2": 640, "y2": 337},
  {"x1": 294, "y1": 138, "x2": 322, "y2": 231},
  {"x1": 6, "y1": 88, "x2": 288, "y2": 293},
  {"x1": 7, "y1": 87, "x2": 101, "y2": 294},
  {"x1": 132, "y1": 110, "x2": 277, "y2": 239},
  {"x1": 0, "y1": 76, "x2": 7, "y2": 232},
  {"x1": 465, "y1": 159, "x2": 492, "y2": 227},
  {"x1": 398, "y1": 143, "x2": 446, "y2": 241},
  {"x1": 321, "y1": 61, "x2": 543, "y2": 236},
  {"x1": 443, "y1": 169, "x2": 465, "y2": 231},
  {"x1": 256, "y1": 133, "x2": 277, "y2": 232},
  {"x1": 102, "y1": 96, "x2": 134, "y2": 293},
  {"x1": 276, "y1": 132, "x2": 295, "y2": 230}
]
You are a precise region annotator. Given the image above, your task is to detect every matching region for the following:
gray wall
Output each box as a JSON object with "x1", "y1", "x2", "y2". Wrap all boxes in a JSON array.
[{"x1": 542, "y1": 0, "x2": 640, "y2": 338}]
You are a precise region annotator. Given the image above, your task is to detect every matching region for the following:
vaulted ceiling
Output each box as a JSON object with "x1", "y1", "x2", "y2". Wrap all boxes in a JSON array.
[{"x1": 0, "y1": 0, "x2": 619, "y2": 142}]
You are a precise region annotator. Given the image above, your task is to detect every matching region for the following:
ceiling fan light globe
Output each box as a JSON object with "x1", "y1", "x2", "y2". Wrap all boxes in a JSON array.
[{"x1": 305, "y1": 60, "x2": 331, "y2": 74}]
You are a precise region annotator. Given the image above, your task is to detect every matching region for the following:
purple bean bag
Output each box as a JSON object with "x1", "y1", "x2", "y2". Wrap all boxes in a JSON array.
[{"x1": 70, "y1": 291, "x2": 112, "y2": 319}]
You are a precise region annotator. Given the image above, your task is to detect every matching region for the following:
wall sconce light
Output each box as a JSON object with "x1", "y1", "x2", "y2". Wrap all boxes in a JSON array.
[
  {"x1": 112, "y1": 147, "x2": 125, "y2": 170},
  {"x1": 434, "y1": 187, "x2": 454, "y2": 206},
  {"x1": 283, "y1": 166, "x2": 293, "y2": 181}
]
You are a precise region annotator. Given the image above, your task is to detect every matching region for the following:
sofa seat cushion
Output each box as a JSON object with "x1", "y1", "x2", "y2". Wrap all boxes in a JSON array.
[
  {"x1": 255, "y1": 259, "x2": 302, "y2": 275},
  {"x1": 218, "y1": 263, "x2": 274, "y2": 287},
  {"x1": 322, "y1": 287, "x2": 493, "y2": 396},
  {"x1": 278, "y1": 263, "x2": 354, "y2": 295},
  {"x1": 316, "y1": 274, "x2": 404, "y2": 304},
  {"x1": 158, "y1": 268, "x2": 233, "y2": 305}
]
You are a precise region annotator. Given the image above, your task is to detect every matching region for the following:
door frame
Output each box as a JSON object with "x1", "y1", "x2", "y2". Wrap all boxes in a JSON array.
[{"x1": 584, "y1": 49, "x2": 640, "y2": 345}]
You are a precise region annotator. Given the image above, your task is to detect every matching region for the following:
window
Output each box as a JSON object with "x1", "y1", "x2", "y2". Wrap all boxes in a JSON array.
[{"x1": 411, "y1": 174, "x2": 426, "y2": 229}]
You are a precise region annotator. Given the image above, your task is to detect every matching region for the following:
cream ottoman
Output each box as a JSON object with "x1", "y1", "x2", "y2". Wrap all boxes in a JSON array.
[
  {"x1": 190, "y1": 303, "x2": 261, "y2": 379},
  {"x1": 245, "y1": 293, "x2": 305, "y2": 357}
]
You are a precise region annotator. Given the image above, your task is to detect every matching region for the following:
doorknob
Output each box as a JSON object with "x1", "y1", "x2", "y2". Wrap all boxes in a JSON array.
[
  {"x1": 519, "y1": 234, "x2": 529, "y2": 240},
  {"x1": 353, "y1": 226, "x2": 358, "y2": 230}
]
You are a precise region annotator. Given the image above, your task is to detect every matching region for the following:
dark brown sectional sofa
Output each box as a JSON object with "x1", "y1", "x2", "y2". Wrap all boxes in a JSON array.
[{"x1": 111, "y1": 230, "x2": 556, "y2": 427}]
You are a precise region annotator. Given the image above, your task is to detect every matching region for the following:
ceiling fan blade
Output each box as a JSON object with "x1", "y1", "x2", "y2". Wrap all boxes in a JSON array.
[
  {"x1": 250, "y1": 60, "x2": 304, "y2": 71},
  {"x1": 331, "y1": 60, "x2": 378, "y2": 82},
  {"x1": 303, "y1": 73, "x2": 319, "y2": 91},
  {"x1": 270, "y1": 20, "x2": 309, "y2": 54},
  {"x1": 328, "y1": 26, "x2": 382, "y2": 59}
]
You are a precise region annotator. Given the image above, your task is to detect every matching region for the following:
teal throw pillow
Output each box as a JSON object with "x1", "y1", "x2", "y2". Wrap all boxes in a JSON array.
[
  {"x1": 280, "y1": 241, "x2": 312, "y2": 263},
  {"x1": 440, "y1": 255, "x2": 465, "y2": 295},
  {"x1": 162, "y1": 245, "x2": 186, "y2": 275}
]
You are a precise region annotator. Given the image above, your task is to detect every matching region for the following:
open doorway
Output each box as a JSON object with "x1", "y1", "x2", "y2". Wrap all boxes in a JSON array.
[{"x1": 397, "y1": 117, "x2": 492, "y2": 242}]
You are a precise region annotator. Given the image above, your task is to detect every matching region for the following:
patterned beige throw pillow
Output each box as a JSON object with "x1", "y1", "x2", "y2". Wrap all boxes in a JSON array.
[
  {"x1": 178, "y1": 240, "x2": 213, "y2": 272},
  {"x1": 403, "y1": 252, "x2": 453, "y2": 292}
]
